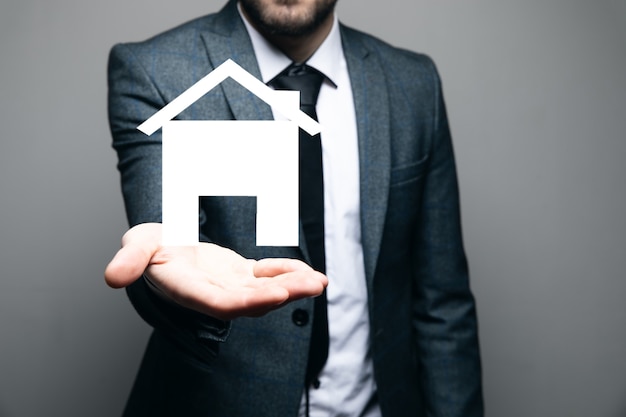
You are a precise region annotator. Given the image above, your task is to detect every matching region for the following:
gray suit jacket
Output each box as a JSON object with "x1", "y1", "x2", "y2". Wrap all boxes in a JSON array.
[{"x1": 108, "y1": 1, "x2": 483, "y2": 416}]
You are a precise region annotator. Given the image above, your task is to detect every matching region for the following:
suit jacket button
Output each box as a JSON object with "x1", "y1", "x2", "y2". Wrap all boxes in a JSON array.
[{"x1": 292, "y1": 309, "x2": 309, "y2": 326}]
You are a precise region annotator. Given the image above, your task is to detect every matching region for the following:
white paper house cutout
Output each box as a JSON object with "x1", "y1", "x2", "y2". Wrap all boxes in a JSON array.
[{"x1": 137, "y1": 59, "x2": 321, "y2": 246}]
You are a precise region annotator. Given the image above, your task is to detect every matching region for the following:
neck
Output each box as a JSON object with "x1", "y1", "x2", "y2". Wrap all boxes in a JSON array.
[{"x1": 242, "y1": 11, "x2": 334, "y2": 63}]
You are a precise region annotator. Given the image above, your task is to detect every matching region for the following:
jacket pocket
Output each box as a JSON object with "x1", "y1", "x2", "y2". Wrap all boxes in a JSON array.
[{"x1": 389, "y1": 155, "x2": 429, "y2": 187}]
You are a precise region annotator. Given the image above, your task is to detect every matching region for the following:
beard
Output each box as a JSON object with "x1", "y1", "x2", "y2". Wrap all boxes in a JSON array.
[{"x1": 240, "y1": 0, "x2": 338, "y2": 37}]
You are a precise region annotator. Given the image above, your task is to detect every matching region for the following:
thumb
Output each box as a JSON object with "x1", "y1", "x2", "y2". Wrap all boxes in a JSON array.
[{"x1": 104, "y1": 223, "x2": 162, "y2": 288}]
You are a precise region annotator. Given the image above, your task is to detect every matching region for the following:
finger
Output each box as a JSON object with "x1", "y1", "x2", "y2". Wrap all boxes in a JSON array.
[
  {"x1": 247, "y1": 270, "x2": 327, "y2": 300},
  {"x1": 271, "y1": 269, "x2": 328, "y2": 300},
  {"x1": 253, "y1": 259, "x2": 327, "y2": 300},
  {"x1": 104, "y1": 223, "x2": 162, "y2": 288},
  {"x1": 104, "y1": 246, "x2": 151, "y2": 288},
  {"x1": 253, "y1": 258, "x2": 314, "y2": 277}
]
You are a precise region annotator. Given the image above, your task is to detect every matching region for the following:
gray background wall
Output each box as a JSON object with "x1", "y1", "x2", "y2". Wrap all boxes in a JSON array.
[{"x1": 1, "y1": 0, "x2": 625, "y2": 416}]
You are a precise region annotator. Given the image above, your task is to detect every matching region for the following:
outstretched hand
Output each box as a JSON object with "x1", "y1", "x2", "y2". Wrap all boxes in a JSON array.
[{"x1": 105, "y1": 223, "x2": 327, "y2": 320}]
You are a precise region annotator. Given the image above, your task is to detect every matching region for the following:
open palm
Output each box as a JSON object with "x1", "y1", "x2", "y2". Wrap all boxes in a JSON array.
[{"x1": 105, "y1": 223, "x2": 327, "y2": 320}]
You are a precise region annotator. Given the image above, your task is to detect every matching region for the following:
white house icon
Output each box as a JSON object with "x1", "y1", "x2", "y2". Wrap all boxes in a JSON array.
[{"x1": 137, "y1": 59, "x2": 321, "y2": 247}]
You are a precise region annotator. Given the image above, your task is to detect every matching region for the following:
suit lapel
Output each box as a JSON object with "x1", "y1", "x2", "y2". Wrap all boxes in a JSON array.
[
  {"x1": 342, "y1": 27, "x2": 392, "y2": 286},
  {"x1": 197, "y1": 1, "x2": 312, "y2": 261},
  {"x1": 199, "y1": 0, "x2": 274, "y2": 122},
  {"x1": 194, "y1": 6, "x2": 391, "y2": 271}
]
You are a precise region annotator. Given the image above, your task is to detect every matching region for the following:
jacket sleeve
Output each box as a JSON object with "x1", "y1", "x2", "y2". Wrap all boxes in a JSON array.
[
  {"x1": 412, "y1": 60, "x2": 484, "y2": 416},
  {"x1": 107, "y1": 43, "x2": 230, "y2": 361}
]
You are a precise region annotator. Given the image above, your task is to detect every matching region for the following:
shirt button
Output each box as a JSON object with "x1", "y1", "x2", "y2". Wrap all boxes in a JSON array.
[{"x1": 292, "y1": 309, "x2": 309, "y2": 326}]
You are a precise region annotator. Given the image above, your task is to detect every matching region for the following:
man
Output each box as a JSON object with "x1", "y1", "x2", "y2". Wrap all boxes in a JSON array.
[{"x1": 106, "y1": 0, "x2": 483, "y2": 416}]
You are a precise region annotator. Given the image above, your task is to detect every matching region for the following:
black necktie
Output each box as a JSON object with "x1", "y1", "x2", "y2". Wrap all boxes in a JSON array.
[{"x1": 268, "y1": 63, "x2": 328, "y2": 389}]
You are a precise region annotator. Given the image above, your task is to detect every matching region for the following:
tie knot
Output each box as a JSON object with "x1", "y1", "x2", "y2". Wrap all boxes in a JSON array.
[{"x1": 268, "y1": 63, "x2": 325, "y2": 108}]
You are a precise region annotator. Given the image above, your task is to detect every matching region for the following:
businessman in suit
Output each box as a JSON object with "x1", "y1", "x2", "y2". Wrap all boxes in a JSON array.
[{"x1": 106, "y1": 0, "x2": 483, "y2": 416}]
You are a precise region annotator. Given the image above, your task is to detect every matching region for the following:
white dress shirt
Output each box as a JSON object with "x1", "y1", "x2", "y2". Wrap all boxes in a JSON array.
[{"x1": 239, "y1": 6, "x2": 381, "y2": 417}]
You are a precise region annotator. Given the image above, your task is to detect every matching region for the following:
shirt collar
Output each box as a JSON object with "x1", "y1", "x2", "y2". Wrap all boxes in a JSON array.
[{"x1": 237, "y1": 2, "x2": 343, "y2": 87}]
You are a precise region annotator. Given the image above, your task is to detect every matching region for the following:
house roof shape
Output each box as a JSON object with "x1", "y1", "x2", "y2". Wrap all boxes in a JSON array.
[{"x1": 137, "y1": 59, "x2": 321, "y2": 137}]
